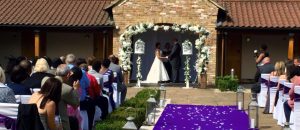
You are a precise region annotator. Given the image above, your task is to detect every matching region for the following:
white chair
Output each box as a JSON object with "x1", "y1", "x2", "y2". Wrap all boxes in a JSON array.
[
  {"x1": 277, "y1": 81, "x2": 293, "y2": 126},
  {"x1": 0, "y1": 103, "x2": 18, "y2": 130},
  {"x1": 269, "y1": 76, "x2": 279, "y2": 113},
  {"x1": 258, "y1": 73, "x2": 270, "y2": 107},
  {"x1": 274, "y1": 79, "x2": 285, "y2": 120},
  {"x1": 113, "y1": 72, "x2": 117, "y2": 79},
  {"x1": 103, "y1": 75, "x2": 109, "y2": 83},
  {"x1": 15, "y1": 95, "x2": 32, "y2": 104},
  {"x1": 290, "y1": 111, "x2": 295, "y2": 130},
  {"x1": 291, "y1": 85, "x2": 300, "y2": 130},
  {"x1": 102, "y1": 75, "x2": 110, "y2": 93},
  {"x1": 283, "y1": 82, "x2": 293, "y2": 102},
  {"x1": 79, "y1": 109, "x2": 89, "y2": 130},
  {"x1": 118, "y1": 92, "x2": 121, "y2": 105},
  {"x1": 0, "y1": 103, "x2": 19, "y2": 119},
  {"x1": 102, "y1": 94, "x2": 112, "y2": 113},
  {"x1": 30, "y1": 88, "x2": 41, "y2": 93},
  {"x1": 93, "y1": 106, "x2": 102, "y2": 124}
]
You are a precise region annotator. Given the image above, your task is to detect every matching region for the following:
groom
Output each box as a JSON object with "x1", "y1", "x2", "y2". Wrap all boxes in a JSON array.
[{"x1": 168, "y1": 38, "x2": 181, "y2": 83}]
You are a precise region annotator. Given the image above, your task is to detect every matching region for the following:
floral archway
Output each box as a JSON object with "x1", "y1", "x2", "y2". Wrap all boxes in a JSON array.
[{"x1": 118, "y1": 23, "x2": 211, "y2": 80}]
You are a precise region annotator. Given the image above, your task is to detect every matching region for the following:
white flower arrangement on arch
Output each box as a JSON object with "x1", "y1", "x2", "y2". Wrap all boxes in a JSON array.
[
  {"x1": 195, "y1": 35, "x2": 210, "y2": 75},
  {"x1": 119, "y1": 23, "x2": 210, "y2": 75}
]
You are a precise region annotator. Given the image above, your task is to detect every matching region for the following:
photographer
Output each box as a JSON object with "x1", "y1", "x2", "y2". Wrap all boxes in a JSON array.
[{"x1": 254, "y1": 44, "x2": 269, "y2": 66}]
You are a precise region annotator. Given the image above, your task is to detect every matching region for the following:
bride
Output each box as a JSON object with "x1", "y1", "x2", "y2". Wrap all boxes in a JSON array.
[{"x1": 145, "y1": 42, "x2": 170, "y2": 83}]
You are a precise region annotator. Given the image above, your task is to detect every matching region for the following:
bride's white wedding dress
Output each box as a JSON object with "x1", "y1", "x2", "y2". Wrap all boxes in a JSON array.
[{"x1": 145, "y1": 50, "x2": 170, "y2": 83}]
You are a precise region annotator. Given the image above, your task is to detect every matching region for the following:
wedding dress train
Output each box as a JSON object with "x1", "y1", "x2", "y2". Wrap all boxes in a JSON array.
[{"x1": 145, "y1": 56, "x2": 170, "y2": 83}]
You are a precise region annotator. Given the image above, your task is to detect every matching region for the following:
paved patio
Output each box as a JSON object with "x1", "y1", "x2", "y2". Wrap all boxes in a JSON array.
[{"x1": 126, "y1": 87, "x2": 281, "y2": 130}]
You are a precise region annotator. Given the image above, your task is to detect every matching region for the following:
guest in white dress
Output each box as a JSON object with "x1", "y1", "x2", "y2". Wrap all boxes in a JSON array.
[{"x1": 146, "y1": 42, "x2": 170, "y2": 83}]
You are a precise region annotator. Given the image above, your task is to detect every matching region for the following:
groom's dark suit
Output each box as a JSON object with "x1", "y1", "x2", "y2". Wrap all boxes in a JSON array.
[{"x1": 168, "y1": 42, "x2": 181, "y2": 83}]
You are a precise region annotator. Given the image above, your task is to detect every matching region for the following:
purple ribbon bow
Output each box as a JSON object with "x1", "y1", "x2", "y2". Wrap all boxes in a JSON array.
[
  {"x1": 295, "y1": 93, "x2": 300, "y2": 102},
  {"x1": 268, "y1": 81, "x2": 278, "y2": 88},
  {"x1": 261, "y1": 78, "x2": 269, "y2": 86},
  {"x1": 283, "y1": 86, "x2": 291, "y2": 94},
  {"x1": 0, "y1": 114, "x2": 16, "y2": 130},
  {"x1": 279, "y1": 84, "x2": 284, "y2": 91}
]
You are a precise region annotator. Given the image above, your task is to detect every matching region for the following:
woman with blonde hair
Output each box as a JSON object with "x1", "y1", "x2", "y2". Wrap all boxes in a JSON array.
[
  {"x1": 270, "y1": 61, "x2": 286, "y2": 77},
  {"x1": 0, "y1": 66, "x2": 16, "y2": 103},
  {"x1": 22, "y1": 58, "x2": 54, "y2": 89}
]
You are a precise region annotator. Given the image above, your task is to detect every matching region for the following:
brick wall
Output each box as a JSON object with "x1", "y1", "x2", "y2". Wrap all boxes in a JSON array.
[{"x1": 112, "y1": 0, "x2": 218, "y2": 85}]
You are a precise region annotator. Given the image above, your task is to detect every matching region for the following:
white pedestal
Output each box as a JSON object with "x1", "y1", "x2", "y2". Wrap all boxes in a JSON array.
[
  {"x1": 183, "y1": 81, "x2": 191, "y2": 89},
  {"x1": 134, "y1": 80, "x2": 143, "y2": 88}
]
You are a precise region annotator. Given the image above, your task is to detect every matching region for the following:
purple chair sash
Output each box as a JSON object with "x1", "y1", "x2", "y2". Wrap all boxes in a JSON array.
[
  {"x1": 283, "y1": 86, "x2": 291, "y2": 94},
  {"x1": 269, "y1": 81, "x2": 278, "y2": 88},
  {"x1": 279, "y1": 84, "x2": 284, "y2": 91},
  {"x1": 295, "y1": 93, "x2": 300, "y2": 102},
  {"x1": 261, "y1": 78, "x2": 269, "y2": 86},
  {"x1": 0, "y1": 114, "x2": 16, "y2": 130}
]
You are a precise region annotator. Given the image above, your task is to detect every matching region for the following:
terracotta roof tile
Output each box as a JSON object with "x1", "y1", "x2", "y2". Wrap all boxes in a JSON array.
[
  {"x1": 0, "y1": 0, "x2": 113, "y2": 27},
  {"x1": 217, "y1": 0, "x2": 300, "y2": 28}
]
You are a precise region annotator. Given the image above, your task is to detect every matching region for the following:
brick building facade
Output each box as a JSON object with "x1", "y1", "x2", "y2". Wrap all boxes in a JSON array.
[{"x1": 107, "y1": 0, "x2": 222, "y2": 85}]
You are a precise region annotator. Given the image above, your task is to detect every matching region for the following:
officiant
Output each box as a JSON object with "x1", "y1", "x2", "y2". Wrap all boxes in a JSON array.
[{"x1": 162, "y1": 42, "x2": 172, "y2": 82}]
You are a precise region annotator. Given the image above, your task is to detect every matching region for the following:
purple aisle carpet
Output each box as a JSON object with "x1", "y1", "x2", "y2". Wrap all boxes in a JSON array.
[{"x1": 154, "y1": 104, "x2": 249, "y2": 130}]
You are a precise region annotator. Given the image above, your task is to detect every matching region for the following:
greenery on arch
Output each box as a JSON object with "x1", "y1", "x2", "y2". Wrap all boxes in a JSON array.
[{"x1": 118, "y1": 23, "x2": 211, "y2": 75}]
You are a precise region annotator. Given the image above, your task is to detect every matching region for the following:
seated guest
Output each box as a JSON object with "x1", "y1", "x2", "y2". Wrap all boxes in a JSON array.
[
  {"x1": 29, "y1": 77, "x2": 62, "y2": 130},
  {"x1": 284, "y1": 66, "x2": 300, "y2": 123},
  {"x1": 100, "y1": 59, "x2": 115, "y2": 110},
  {"x1": 263, "y1": 61, "x2": 285, "y2": 113},
  {"x1": 65, "y1": 54, "x2": 76, "y2": 69},
  {"x1": 0, "y1": 66, "x2": 16, "y2": 103},
  {"x1": 80, "y1": 64, "x2": 100, "y2": 126},
  {"x1": 19, "y1": 59, "x2": 33, "y2": 76},
  {"x1": 52, "y1": 58, "x2": 64, "y2": 69},
  {"x1": 108, "y1": 55, "x2": 127, "y2": 104},
  {"x1": 108, "y1": 55, "x2": 123, "y2": 83},
  {"x1": 69, "y1": 66, "x2": 92, "y2": 129},
  {"x1": 55, "y1": 64, "x2": 80, "y2": 130},
  {"x1": 67, "y1": 67, "x2": 83, "y2": 130},
  {"x1": 294, "y1": 57, "x2": 300, "y2": 66},
  {"x1": 7, "y1": 65, "x2": 31, "y2": 95},
  {"x1": 49, "y1": 58, "x2": 64, "y2": 76},
  {"x1": 86, "y1": 56, "x2": 96, "y2": 71},
  {"x1": 22, "y1": 58, "x2": 54, "y2": 89},
  {"x1": 272, "y1": 61, "x2": 286, "y2": 107},
  {"x1": 80, "y1": 64, "x2": 100, "y2": 100},
  {"x1": 4, "y1": 56, "x2": 18, "y2": 84},
  {"x1": 88, "y1": 60, "x2": 103, "y2": 86},
  {"x1": 88, "y1": 60, "x2": 109, "y2": 119}
]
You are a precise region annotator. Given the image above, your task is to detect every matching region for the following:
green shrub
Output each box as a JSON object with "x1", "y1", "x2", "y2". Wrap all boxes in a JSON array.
[
  {"x1": 95, "y1": 88, "x2": 159, "y2": 129},
  {"x1": 135, "y1": 88, "x2": 160, "y2": 101},
  {"x1": 95, "y1": 120, "x2": 125, "y2": 130},
  {"x1": 108, "y1": 107, "x2": 146, "y2": 128},
  {"x1": 122, "y1": 98, "x2": 147, "y2": 108},
  {"x1": 216, "y1": 75, "x2": 239, "y2": 92}
]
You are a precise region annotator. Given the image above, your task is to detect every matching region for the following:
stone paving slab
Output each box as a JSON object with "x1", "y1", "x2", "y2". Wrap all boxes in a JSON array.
[{"x1": 126, "y1": 87, "x2": 281, "y2": 130}]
